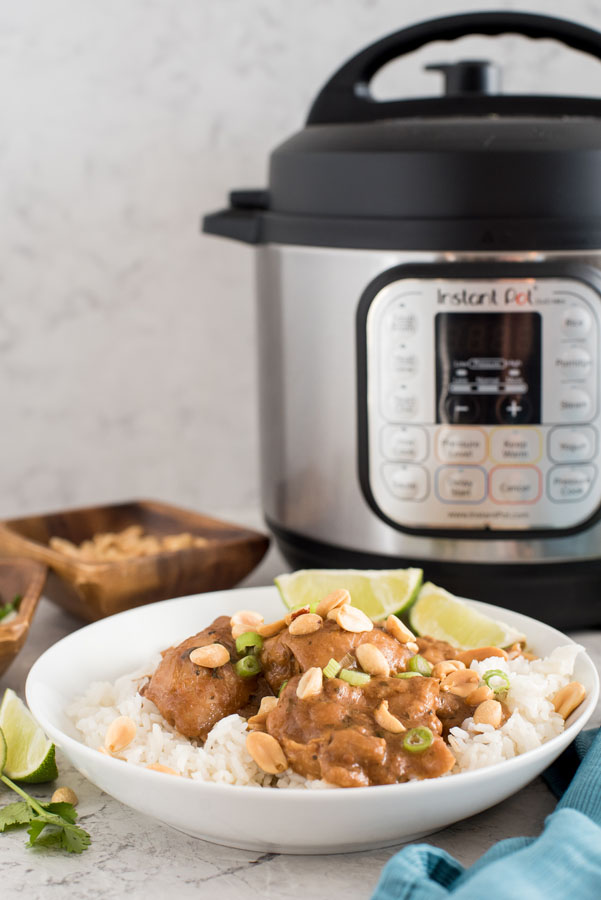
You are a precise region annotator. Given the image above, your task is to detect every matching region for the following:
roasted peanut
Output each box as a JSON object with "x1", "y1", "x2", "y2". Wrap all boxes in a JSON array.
[
  {"x1": 146, "y1": 763, "x2": 180, "y2": 775},
  {"x1": 466, "y1": 685, "x2": 494, "y2": 706},
  {"x1": 296, "y1": 666, "x2": 323, "y2": 700},
  {"x1": 334, "y1": 605, "x2": 373, "y2": 633},
  {"x1": 257, "y1": 618, "x2": 287, "y2": 638},
  {"x1": 51, "y1": 786, "x2": 78, "y2": 805},
  {"x1": 374, "y1": 700, "x2": 406, "y2": 734},
  {"x1": 288, "y1": 613, "x2": 323, "y2": 636},
  {"x1": 553, "y1": 682, "x2": 586, "y2": 719},
  {"x1": 246, "y1": 732, "x2": 288, "y2": 774},
  {"x1": 440, "y1": 669, "x2": 480, "y2": 698},
  {"x1": 405, "y1": 641, "x2": 419, "y2": 655},
  {"x1": 247, "y1": 696, "x2": 278, "y2": 727},
  {"x1": 104, "y1": 716, "x2": 137, "y2": 753},
  {"x1": 457, "y1": 647, "x2": 508, "y2": 667},
  {"x1": 315, "y1": 589, "x2": 350, "y2": 618},
  {"x1": 285, "y1": 605, "x2": 311, "y2": 625},
  {"x1": 189, "y1": 643, "x2": 230, "y2": 668},
  {"x1": 473, "y1": 699, "x2": 503, "y2": 728},
  {"x1": 230, "y1": 610, "x2": 264, "y2": 640},
  {"x1": 356, "y1": 643, "x2": 390, "y2": 677},
  {"x1": 506, "y1": 641, "x2": 526, "y2": 660},
  {"x1": 385, "y1": 615, "x2": 415, "y2": 644},
  {"x1": 432, "y1": 660, "x2": 466, "y2": 679}
]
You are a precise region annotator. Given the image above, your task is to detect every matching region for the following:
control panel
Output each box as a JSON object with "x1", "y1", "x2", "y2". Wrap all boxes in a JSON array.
[{"x1": 364, "y1": 276, "x2": 601, "y2": 532}]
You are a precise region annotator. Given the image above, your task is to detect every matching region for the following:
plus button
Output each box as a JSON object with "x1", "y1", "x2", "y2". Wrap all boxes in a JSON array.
[
  {"x1": 506, "y1": 399, "x2": 522, "y2": 418},
  {"x1": 498, "y1": 395, "x2": 531, "y2": 425}
]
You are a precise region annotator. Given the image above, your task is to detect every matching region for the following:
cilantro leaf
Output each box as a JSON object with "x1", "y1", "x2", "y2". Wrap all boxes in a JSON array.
[
  {"x1": 59, "y1": 824, "x2": 91, "y2": 853},
  {"x1": 42, "y1": 802, "x2": 78, "y2": 824},
  {"x1": 26, "y1": 818, "x2": 48, "y2": 845},
  {"x1": 0, "y1": 594, "x2": 21, "y2": 621},
  {"x1": 0, "y1": 802, "x2": 34, "y2": 831}
]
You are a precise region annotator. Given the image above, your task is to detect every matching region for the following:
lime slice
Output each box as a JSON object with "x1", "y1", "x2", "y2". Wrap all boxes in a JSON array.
[
  {"x1": 0, "y1": 689, "x2": 58, "y2": 783},
  {"x1": 409, "y1": 582, "x2": 525, "y2": 649},
  {"x1": 275, "y1": 568, "x2": 423, "y2": 621},
  {"x1": 0, "y1": 727, "x2": 6, "y2": 773}
]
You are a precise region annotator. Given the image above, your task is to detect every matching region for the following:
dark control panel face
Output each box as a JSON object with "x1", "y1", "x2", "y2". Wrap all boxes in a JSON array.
[
  {"x1": 364, "y1": 277, "x2": 600, "y2": 532},
  {"x1": 435, "y1": 312, "x2": 542, "y2": 425}
]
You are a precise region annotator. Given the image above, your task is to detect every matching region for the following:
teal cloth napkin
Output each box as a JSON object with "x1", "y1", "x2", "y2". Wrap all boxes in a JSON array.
[{"x1": 371, "y1": 728, "x2": 601, "y2": 900}]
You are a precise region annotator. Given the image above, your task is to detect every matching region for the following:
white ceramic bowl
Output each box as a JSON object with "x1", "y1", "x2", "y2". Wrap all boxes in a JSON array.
[{"x1": 26, "y1": 586, "x2": 599, "y2": 854}]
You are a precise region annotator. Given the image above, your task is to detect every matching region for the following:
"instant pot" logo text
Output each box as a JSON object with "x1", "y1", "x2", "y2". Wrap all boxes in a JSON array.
[{"x1": 437, "y1": 287, "x2": 533, "y2": 306}]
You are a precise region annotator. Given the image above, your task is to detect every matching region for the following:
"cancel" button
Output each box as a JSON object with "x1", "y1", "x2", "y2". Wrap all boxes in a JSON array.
[{"x1": 490, "y1": 466, "x2": 541, "y2": 504}]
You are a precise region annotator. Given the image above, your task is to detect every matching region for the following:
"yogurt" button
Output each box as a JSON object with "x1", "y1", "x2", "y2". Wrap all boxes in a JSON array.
[{"x1": 548, "y1": 427, "x2": 595, "y2": 463}]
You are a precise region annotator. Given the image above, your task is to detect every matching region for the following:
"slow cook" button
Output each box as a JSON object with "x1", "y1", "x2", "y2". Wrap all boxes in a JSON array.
[
  {"x1": 436, "y1": 427, "x2": 486, "y2": 464},
  {"x1": 383, "y1": 386, "x2": 419, "y2": 422},
  {"x1": 548, "y1": 465, "x2": 595, "y2": 502},
  {"x1": 548, "y1": 426, "x2": 596, "y2": 463},
  {"x1": 436, "y1": 467, "x2": 486, "y2": 503},
  {"x1": 382, "y1": 464, "x2": 429, "y2": 501},
  {"x1": 559, "y1": 388, "x2": 593, "y2": 422},
  {"x1": 490, "y1": 428, "x2": 541, "y2": 464},
  {"x1": 561, "y1": 305, "x2": 592, "y2": 339},
  {"x1": 381, "y1": 426, "x2": 428, "y2": 462},
  {"x1": 490, "y1": 466, "x2": 541, "y2": 504}
]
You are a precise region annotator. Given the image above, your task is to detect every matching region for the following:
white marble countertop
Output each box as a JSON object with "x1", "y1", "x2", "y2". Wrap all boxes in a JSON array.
[{"x1": 0, "y1": 536, "x2": 599, "y2": 900}]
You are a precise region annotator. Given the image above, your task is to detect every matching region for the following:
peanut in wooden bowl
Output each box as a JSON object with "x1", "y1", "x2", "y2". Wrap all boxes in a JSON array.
[{"x1": 0, "y1": 500, "x2": 269, "y2": 622}]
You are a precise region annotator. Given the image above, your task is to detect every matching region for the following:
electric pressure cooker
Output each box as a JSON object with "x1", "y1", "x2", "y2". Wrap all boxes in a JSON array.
[{"x1": 204, "y1": 11, "x2": 601, "y2": 628}]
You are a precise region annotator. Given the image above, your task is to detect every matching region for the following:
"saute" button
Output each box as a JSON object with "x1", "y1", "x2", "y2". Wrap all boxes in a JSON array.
[{"x1": 382, "y1": 464, "x2": 429, "y2": 501}]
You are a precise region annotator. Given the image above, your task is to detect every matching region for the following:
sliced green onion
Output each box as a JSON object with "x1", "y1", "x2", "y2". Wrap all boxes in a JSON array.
[
  {"x1": 278, "y1": 680, "x2": 288, "y2": 697},
  {"x1": 235, "y1": 631, "x2": 263, "y2": 656},
  {"x1": 395, "y1": 671, "x2": 422, "y2": 679},
  {"x1": 323, "y1": 658, "x2": 341, "y2": 679},
  {"x1": 339, "y1": 668, "x2": 371, "y2": 686},
  {"x1": 234, "y1": 654, "x2": 262, "y2": 678},
  {"x1": 403, "y1": 726, "x2": 433, "y2": 754},
  {"x1": 407, "y1": 655, "x2": 432, "y2": 676},
  {"x1": 483, "y1": 669, "x2": 510, "y2": 694}
]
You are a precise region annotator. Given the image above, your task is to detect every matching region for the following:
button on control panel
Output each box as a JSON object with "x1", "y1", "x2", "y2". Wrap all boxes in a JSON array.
[{"x1": 365, "y1": 275, "x2": 601, "y2": 532}]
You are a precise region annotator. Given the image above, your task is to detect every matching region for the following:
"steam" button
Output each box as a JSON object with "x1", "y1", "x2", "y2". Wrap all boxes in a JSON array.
[{"x1": 559, "y1": 388, "x2": 593, "y2": 422}]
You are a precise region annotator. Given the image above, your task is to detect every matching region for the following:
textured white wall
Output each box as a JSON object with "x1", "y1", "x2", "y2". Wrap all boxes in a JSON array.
[{"x1": 1, "y1": 0, "x2": 601, "y2": 518}]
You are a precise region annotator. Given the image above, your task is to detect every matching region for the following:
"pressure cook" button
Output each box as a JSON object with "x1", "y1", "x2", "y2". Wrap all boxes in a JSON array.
[
  {"x1": 559, "y1": 388, "x2": 593, "y2": 422},
  {"x1": 381, "y1": 426, "x2": 428, "y2": 462},
  {"x1": 548, "y1": 465, "x2": 595, "y2": 502},
  {"x1": 436, "y1": 427, "x2": 486, "y2": 464},
  {"x1": 548, "y1": 427, "x2": 596, "y2": 463},
  {"x1": 490, "y1": 428, "x2": 541, "y2": 464},
  {"x1": 382, "y1": 464, "x2": 429, "y2": 501},
  {"x1": 561, "y1": 306, "x2": 592, "y2": 339},
  {"x1": 490, "y1": 466, "x2": 541, "y2": 504},
  {"x1": 436, "y1": 467, "x2": 486, "y2": 503}
]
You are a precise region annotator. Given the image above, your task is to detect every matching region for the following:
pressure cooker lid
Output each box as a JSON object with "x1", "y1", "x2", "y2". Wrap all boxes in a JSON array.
[{"x1": 204, "y1": 12, "x2": 601, "y2": 251}]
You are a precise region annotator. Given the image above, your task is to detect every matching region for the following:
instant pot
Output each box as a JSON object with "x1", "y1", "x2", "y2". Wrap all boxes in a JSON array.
[{"x1": 204, "y1": 11, "x2": 601, "y2": 628}]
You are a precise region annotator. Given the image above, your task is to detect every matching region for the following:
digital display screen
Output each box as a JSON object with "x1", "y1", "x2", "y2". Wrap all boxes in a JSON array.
[{"x1": 435, "y1": 312, "x2": 542, "y2": 425}]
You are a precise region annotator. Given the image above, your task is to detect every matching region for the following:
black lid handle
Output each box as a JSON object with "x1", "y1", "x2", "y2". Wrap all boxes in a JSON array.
[{"x1": 307, "y1": 11, "x2": 601, "y2": 124}]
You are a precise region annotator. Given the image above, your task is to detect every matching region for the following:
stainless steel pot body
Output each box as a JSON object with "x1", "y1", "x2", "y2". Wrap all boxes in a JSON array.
[{"x1": 256, "y1": 244, "x2": 601, "y2": 568}]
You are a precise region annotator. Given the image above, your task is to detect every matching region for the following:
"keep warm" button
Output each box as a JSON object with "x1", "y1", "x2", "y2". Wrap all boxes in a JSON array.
[
  {"x1": 490, "y1": 427, "x2": 541, "y2": 464},
  {"x1": 490, "y1": 466, "x2": 542, "y2": 504}
]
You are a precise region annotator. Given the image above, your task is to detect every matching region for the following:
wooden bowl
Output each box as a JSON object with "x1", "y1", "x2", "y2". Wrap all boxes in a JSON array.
[
  {"x1": 0, "y1": 500, "x2": 269, "y2": 622},
  {"x1": 0, "y1": 558, "x2": 47, "y2": 676}
]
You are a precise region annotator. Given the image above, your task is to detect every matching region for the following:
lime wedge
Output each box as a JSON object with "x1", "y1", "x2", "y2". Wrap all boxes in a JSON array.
[
  {"x1": 0, "y1": 689, "x2": 58, "y2": 783},
  {"x1": 409, "y1": 582, "x2": 525, "y2": 649},
  {"x1": 0, "y1": 727, "x2": 6, "y2": 773},
  {"x1": 275, "y1": 568, "x2": 423, "y2": 621}
]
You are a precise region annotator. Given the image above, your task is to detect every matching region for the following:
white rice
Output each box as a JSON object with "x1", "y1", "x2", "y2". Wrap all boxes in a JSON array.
[{"x1": 67, "y1": 644, "x2": 583, "y2": 787}]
